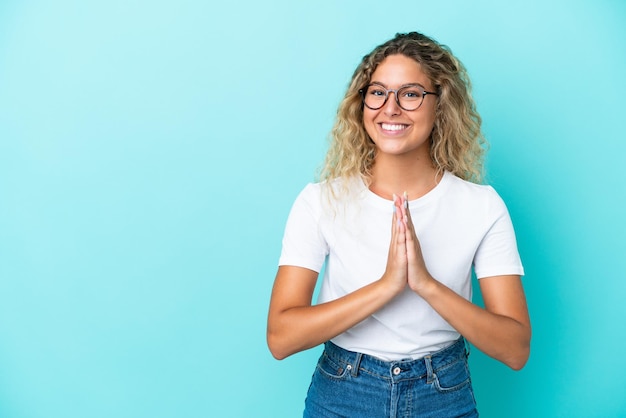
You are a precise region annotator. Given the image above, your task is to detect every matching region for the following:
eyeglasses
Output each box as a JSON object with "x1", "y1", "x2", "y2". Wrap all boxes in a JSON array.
[{"x1": 359, "y1": 82, "x2": 439, "y2": 111}]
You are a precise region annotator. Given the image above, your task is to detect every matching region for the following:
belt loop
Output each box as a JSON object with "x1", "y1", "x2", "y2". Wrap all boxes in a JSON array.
[
  {"x1": 424, "y1": 355, "x2": 434, "y2": 383},
  {"x1": 350, "y1": 352, "x2": 362, "y2": 377}
]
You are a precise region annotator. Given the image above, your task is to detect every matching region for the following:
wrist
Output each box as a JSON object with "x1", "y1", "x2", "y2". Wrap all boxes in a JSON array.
[
  {"x1": 410, "y1": 274, "x2": 437, "y2": 298},
  {"x1": 379, "y1": 273, "x2": 407, "y2": 297}
]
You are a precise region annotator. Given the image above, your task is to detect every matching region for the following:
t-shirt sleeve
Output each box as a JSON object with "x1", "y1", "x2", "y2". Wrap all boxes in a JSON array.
[
  {"x1": 278, "y1": 183, "x2": 329, "y2": 273},
  {"x1": 473, "y1": 188, "x2": 525, "y2": 279}
]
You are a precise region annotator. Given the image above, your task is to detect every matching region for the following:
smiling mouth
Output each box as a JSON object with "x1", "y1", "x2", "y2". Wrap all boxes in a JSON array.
[{"x1": 380, "y1": 123, "x2": 409, "y2": 132}]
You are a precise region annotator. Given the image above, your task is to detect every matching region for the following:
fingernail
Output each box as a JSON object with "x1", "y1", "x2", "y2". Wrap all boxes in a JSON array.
[{"x1": 403, "y1": 191, "x2": 408, "y2": 209}]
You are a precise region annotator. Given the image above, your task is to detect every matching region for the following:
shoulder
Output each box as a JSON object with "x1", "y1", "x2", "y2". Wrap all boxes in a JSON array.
[
  {"x1": 444, "y1": 172, "x2": 509, "y2": 214},
  {"x1": 446, "y1": 172, "x2": 496, "y2": 195},
  {"x1": 294, "y1": 177, "x2": 363, "y2": 205}
]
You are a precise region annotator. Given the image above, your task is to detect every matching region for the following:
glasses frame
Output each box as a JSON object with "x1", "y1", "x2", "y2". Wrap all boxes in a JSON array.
[{"x1": 359, "y1": 82, "x2": 439, "y2": 111}]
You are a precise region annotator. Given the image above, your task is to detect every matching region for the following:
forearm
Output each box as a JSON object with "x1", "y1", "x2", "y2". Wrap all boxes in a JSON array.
[
  {"x1": 418, "y1": 278, "x2": 531, "y2": 370},
  {"x1": 268, "y1": 278, "x2": 401, "y2": 360}
]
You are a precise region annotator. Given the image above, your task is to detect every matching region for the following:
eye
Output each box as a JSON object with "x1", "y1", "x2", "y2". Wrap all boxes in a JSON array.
[
  {"x1": 399, "y1": 87, "x2": 423, "y2": 100},
  {"x1": 367, "y1": 86, "x2": 387, "y2": 97}
]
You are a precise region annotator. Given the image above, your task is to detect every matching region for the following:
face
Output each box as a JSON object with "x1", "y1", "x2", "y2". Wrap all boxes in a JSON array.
[{"x1": 363, "y1": 54, "x2": 437, "y2": 159}]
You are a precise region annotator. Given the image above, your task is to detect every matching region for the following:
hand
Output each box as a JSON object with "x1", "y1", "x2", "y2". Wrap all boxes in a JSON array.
[
  {"x1": 381, "y1": 194, "x2": 410, "y2": 294},
  {"x1": 398, "y1": 193, "x2": 435, "y2": 295}
]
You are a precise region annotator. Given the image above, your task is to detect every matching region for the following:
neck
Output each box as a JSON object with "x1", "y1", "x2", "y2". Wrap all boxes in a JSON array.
[{"x1": 368, "y1": 152, "x2": 441, "y2": 200}]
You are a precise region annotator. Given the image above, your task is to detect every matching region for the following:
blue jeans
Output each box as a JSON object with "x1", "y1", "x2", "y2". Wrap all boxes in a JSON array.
[{"x1": 303, "y1": 338, "x2": 478, "y2": 417}]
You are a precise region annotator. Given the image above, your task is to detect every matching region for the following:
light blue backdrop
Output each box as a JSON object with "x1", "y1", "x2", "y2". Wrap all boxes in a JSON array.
[{"x1": 1, "y1": 1, "x2": 625, "y2": 417}]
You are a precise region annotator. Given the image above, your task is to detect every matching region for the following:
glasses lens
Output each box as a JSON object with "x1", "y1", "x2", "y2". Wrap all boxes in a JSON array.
[
  {"x1": 362, "y1": 84, "x2": 426, "y2": 111},
  {"x1": 397, "y1": 85, "x2": 424, "y2": 111},
  {"x1": 363, "y1": 85, "x2": 387, "y2": 110}
]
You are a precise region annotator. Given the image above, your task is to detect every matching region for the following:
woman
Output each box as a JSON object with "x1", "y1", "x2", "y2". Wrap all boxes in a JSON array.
[{"x1": 267, "y1": 31, "x2": 530, "y2": 417}]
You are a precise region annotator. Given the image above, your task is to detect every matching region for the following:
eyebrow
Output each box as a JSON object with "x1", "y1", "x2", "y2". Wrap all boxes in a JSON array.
[{"x1": 369, "y1": 81, "x2": 428, "y2": 89}]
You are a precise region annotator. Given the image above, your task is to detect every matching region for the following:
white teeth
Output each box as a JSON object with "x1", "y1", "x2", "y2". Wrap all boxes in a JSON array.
[{"x1": 381, "y1": 123, "x2": 407, "y2": 131}]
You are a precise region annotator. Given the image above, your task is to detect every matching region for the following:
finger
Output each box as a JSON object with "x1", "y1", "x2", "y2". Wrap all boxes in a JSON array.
[
  {"x1": 391, "y1": 193, "x2": 397, "y2": 230},
  {"x1": 396, "y1": 202, "x2": 406, "y2": 238},
  {"x1": 402, "y1": 192, "x2": 415, "y2": 231},
  {"x1": 397, "y1": 212, "x2": 407, "y2": 263},
  {"x1": 395, "y1": 195, "x2": 406, "y2": 242},
  {"x1": 393, "y1": 194, "x2": 405, "y2": 231},
  {"x1": 389, "y1": 195, "x2": 402, "y2": 258},
  {"x1": 401, "y1": 193, "x2": 417, "y2": 252},
  {"x1": 388, "y1": 196, "x2": 407, "y2": 268},
  {"x1": 397, "y1": 191, "x2": 407, "y2": 224}
]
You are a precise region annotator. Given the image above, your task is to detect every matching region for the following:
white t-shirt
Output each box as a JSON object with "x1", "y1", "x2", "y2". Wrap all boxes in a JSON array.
[{"x1": 279, "y1": 171, "x2": 524, "y2": 360}]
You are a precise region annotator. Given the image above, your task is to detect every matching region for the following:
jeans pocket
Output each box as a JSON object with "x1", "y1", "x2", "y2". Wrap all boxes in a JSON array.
[
  {"x1": 316, "y1": 352, "x2": 352, "y2": 380},
  {"x1": 431, "y1": 358, "x2": 471, "y2": 393}
]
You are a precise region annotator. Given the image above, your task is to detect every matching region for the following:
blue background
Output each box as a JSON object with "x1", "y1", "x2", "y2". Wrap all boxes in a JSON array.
[{"x1": 1, "y1": 1, "x2": 625, "y2": 417}]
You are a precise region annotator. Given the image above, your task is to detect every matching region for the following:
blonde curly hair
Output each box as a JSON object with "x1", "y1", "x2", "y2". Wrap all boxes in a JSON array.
[{"x1": 319, "y1": 32, "x2": 486, "y2": 186}]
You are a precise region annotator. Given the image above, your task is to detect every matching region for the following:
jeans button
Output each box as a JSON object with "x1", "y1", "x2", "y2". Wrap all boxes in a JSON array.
[{"x1": 392, "y1": 366, "x2": 401, "y2": 376}]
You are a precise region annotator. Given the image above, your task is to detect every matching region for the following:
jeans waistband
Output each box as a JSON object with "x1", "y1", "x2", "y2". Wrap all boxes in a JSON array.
[{"x1": 322, "y1": 338, "x2": 468, "y2": 382}]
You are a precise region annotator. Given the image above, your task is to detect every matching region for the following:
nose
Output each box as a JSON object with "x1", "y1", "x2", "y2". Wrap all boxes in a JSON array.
[{"x1": 383, "y1": 91, "x2": 401, "y2": 116}]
